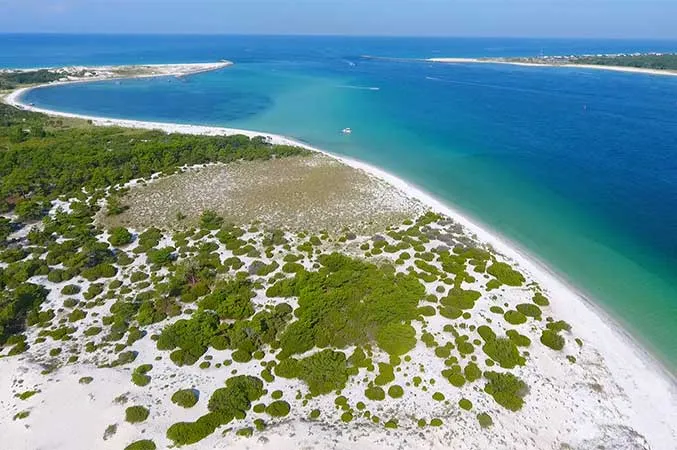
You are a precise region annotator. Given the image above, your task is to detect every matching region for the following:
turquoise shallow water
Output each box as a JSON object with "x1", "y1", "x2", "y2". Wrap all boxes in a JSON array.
[{"x1": 4, "y1": 35, "x2": 677, "y2": 371}]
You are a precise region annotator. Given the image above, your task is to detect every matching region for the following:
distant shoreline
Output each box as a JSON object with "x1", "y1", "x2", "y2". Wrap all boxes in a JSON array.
[{"x1": 427, "y1": 57, "x2": 677, "y2": 77}]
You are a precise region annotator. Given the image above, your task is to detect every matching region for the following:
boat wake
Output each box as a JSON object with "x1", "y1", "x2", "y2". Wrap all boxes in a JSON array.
[{"x1": 337, "y1": 85, "x2": 380, "y2": 91}]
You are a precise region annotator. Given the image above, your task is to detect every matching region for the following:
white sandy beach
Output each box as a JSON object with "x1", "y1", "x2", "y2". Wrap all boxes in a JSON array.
[
  {"x1": 2, "y1": 66, "x2": 677, "y2": 450},
  {"x1": 428, "y1": 57, "x2": 677, "y2": 76}
]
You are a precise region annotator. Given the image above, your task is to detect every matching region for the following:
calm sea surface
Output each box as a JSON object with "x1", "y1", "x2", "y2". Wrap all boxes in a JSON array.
[{"x1": 3, "y1": 34, "x2": 677, "y2": 371}]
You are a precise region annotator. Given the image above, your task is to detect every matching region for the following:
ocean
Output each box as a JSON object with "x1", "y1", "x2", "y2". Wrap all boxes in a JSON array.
[{"x1": 2, "y1": 34, "x2": 677, "y2": 371}]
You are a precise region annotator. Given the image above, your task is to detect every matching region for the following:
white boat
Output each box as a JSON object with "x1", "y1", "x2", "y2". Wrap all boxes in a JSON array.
[{"x1": 341, "y1": 127, "x2": 352, "y2": 135}]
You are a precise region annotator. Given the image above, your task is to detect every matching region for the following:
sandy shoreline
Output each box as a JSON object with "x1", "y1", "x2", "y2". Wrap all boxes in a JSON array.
[
  {"x1": 3, "y1": 68, "x2": 677, "y2": 448},
  {"x1": 428, "y1": 57, "x2": 677, "y2": 76}
]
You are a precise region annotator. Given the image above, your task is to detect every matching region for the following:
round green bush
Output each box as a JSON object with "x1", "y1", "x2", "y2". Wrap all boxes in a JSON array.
[
  {"x1": 489, "y1": 306, "x2": 504, "y2": 314},
  {"x1": 271, "y1": 390, "x2": 283, "y2": 400},
  {"x1": 516, "y1": 303, "x2": 542, "y2": 318},
  {"x1": 125, "y1": 405, "x2": 149, "y2": 423},
  {"x1": 109, "y1": 227, "x2": 134, "y2": 247},
  {"x1": 124, "y1": 440, "x2": 156, "y2": 450},
  {"x1": 253, "y1": 403, "x2": 266, "y2": 413},
  {"x1": 532, "y1": 292, "x2": 550, "y2": 306},
  {"x1": 60, "y1": 284, "x2": 81, "y2": 296},
  {"x1": 309, "y1": 409, "x2": 321, "y2": 419},
  {"x1": 540, "y1": 330, "x2": 565, "y2": 351},
  {"x1": 171, "y1": 389, "x2": 198, "y2": 408},
  {"x1": 432, "y1": 392, "x2": 445, "y2": 401},
  {"x1": 477, "y1": 412, "x2": 493, "y2": 428},
  {"x1": 387, "y1": 385, "x2": 404, "y2": 398},
  {"x1": 341, "y1": 411, "x2": 353, "y2": 423},
  {"x1": 232, "y1": 349, "x2": 252, "y2": 363},
  {"x1": 459, "y1": 398, "x2": 473, "y2": 410},
  {"x1": 265, "y1": 400, "x2": 290, "y2": 417},
  {"x1": 504, "y1": 310, "x2": 527, "y2": 325},
  {"x1": 365, "y1": 386, "x2": 385, "y2": 401},
  {"x1": 430, "y1": 418, "x2": 443, "y2": 427}
]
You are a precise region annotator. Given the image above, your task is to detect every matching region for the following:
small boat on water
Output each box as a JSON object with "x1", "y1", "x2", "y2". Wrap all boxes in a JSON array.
[{"x1": 341, "y1": 127, "x2": 352, "y2": 135}]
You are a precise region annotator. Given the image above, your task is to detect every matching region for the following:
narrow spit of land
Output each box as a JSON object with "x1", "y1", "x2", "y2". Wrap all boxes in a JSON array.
[
  {"x1": 0, "y1": 61, "x2": 232, "y2": 91},
  {"x1": 427, "y1": 53, "x2": 677, "y2": 76},
  {"x1": 0, "y1": 63, "x2": 676, "y2": 450}
]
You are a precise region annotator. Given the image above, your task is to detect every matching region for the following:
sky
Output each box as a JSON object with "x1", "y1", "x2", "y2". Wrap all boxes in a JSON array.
[{"x1": 0, "y1": 0, "x2": 676, "y2": 39}]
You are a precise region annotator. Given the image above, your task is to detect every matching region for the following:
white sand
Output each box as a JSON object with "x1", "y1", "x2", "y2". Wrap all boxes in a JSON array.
[
  {"x1": 2, "y1": 68, "x2": 677, "y2": 450},
  {"x1": 428, "y1": 57, "x2": 677, "y2": 76}
]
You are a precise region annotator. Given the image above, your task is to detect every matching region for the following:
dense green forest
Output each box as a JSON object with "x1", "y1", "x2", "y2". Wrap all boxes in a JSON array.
[
  {"x1": 0, "y1": 103, "x2": 308, "y2": 218},
  {"x1": 572, "y1": 54, "x2": 677, "y2": 70},
  {"x1": 0, "y1": 70, "x2": 63, "y2": 90}
]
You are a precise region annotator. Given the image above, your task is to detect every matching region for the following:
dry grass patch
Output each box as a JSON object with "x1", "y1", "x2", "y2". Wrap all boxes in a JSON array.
[{"x1": 100, "y1": 154, "x2": 425, "y2": 232}]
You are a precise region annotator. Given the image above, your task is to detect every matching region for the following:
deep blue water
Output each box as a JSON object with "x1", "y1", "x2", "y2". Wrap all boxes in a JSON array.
[{"x1": 4, "y1": 34, "x2": 677, "y2": 370}]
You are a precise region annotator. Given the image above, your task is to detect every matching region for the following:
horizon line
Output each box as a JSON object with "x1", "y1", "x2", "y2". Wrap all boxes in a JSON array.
[{"x1": 1, "y1": 32, "x2": 677, "y2": 41}]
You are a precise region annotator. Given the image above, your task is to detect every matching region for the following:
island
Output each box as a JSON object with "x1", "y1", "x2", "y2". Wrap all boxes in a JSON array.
[{"x1": 1, "y1": 63, "x2": 676, "y2": 450}]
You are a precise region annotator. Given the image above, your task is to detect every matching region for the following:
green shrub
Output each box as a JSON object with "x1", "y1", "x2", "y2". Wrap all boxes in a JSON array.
[
  {"x1": 207, "y1": 375, "x2": 264, "y2": 422},
  {"x1": 60, "y1": 284, "x2": 80, "y2": 295},
  {"x1": 199, "y1": 279, "x2": 255, "y2": 320},
  {"x1": 157, "y1": 311, "x2": 219, "y2": 366},
  {"x1": 172, "y1": 389, "x2": 199, "y2": 408},
  {"x1": 296, "y1": 349, "x2": 350, "y2": 396},
  {"x1": 375, "y1": 323, "x2": 417, "y2": 356},
  {"x1": 125, "y1": 406, "x2": 149, "y2": 423},
  {"x1": 532, "y1": 292, "x2": 550, "y2": 306},
  {"x1": 506, "y1": 330, "x2": 531, "y2": 347},
  {"x1": 68, "y1": 308, "x2": 86, "y2": 322},
  {"x1": 516, "y1": 303, "x2": 542, "y2": 318},
  {"x1": 487, "y1": 262, "x2": 525, "y2": 286},
  {"x1": 374, "y1": 362, "x2": 395, "y2": 386},
  {"x1": 81, "y1": 263, "x2": 117, "y2": 281},
  {"x1": 546, "y1": 320, "x2": 571, "y2": 332},
  {"x1": 387, "y1": 385, "x2": 404, "y2": 398},
  {"x1": 83, "y1": 283, "x2": 104, "y2": 300},
  {"x1": 477, "y1": 412, "x2": 493, "y2": 428},
  {"x1": 484, "y1": 371, "x2": 528, "y2": 411},
  {"x1": 365, "y1": 386, "x2": 385, "y2": 401},
  {"x1": 269, "y1": 254, "x2": 424, "y2": 358},
  {"x1": 124, "y1": 440, "x2": 156, "y2": 450},
  {"x1": 464, "y1": 362, "x2": 482, "y2": 382},
  {"x1": 147, "y1": 247, "x2": 175, "y2": 266},
  {"x1": 439, "y1": 305, "x2": 463, "y2": 320},
  {"x1": 459, "y1": 398, "x2": 472, "y2": 410},
  {"x1": 504, "y1": 310, "x2": 527, "y2": 325},
  {"x1": 166, "y1": 413, "x2": 221, "y2": 445},
  {"x1": 236, "y1": 427, "x2": 253, "y2": 437},
  {"x1": 265, "y1": 400, "x2": 290, "y2": 417},
  {"x1": 199, "y1": 210, "x2": 223, "y2": 230},
  {"x1": 16, "y1": 390, "x2": 39, "y2": 400},
  {"x1": 441, "y1": 288, "x2": 481, "y2": 310},
  {"x1": 540, "y1": 330, "x2": 565, "y2": 350},
  {"x1": 109, "y1": 227, "x2": 134, "y2": 247},
  {"x1": 341, "y1": 411, "x2": 353, "y2": 422},
  {"x1": 131, "y1": 364, "x2": 152, "y2": 387},
  {"x1": 482, "y1": 338, "x2": 525, "y2": 369}
]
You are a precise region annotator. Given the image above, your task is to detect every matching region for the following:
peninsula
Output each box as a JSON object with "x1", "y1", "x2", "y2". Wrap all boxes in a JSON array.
[
  {"x1": 1, "y1": 63, "x2": 676, "y2": 450},
  {"x1": 428, "y1": 53, "x2": 677, "y2": 76}
]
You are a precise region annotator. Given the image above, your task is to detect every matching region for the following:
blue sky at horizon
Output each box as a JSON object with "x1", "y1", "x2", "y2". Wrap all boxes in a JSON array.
[{"x1": 0, "y1": 0, "x2": 676, "y2": 39}]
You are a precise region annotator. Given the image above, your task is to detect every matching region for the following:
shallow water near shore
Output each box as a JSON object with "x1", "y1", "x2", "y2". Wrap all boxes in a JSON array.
[{"x1": 5, "y1": 34, "x2": 677, "y2": 371}]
